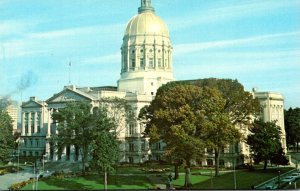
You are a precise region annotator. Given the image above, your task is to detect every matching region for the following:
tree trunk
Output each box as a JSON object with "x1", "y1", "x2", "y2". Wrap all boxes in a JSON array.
[
  {"x1": 214, "y1": 148, "x2": 220, "y2": 177},
  {"x1": 297, "y1": 142, "x2": 299, "y2": 153},
  {"x1": 263, "y1": 160, "x2": 267, "y2": 170},
  {"x1": 184, "y1": 161, "x2": 192, "y2": 188},
  {"x1": 104, "y1": 167, "x2": 107, "y2": 190},
  {"x1": 82, "y1": 145, "x2": 89, "y2": 175},
  {"x1": 174, "y1": 164, "x2": 179, "y2": 180}
]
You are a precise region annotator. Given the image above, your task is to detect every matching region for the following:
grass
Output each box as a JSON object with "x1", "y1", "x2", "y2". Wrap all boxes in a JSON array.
[
  {"x1": 191, "y1": 167, "x2": 293, "y2": 189},
  {"x1": 21, "y1": 174, "x2": 153, "y2": 190},
  {"x1": 19, "y1": 165, "x2": 294, "y2": 190}
]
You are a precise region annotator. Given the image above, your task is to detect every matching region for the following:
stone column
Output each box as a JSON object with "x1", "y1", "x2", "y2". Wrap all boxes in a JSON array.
[
  {"x1": 47, "y1": 109, "x2": 52, "y2": 137},
  {"x1": 70, "y1": 145, "x2": 75, "y2": 162},
  {"x1": 28, "y1": 112, "x2": 31, "y2": 136},
  {"x1": 21, "y1": 112, "x2": 25, "y2": 136},
  {"x1": 39, "y1": 112, "x2": 43, "y2": 135},
  {"x1": 34, "y1": 112, "x2": 38, "y2": 134},
  {"x1": 61, "y1": 147, "x2": 66, "y2": 161},
  {"x1": 45, "y1": 141, "x2": 50, "y2": 160}
]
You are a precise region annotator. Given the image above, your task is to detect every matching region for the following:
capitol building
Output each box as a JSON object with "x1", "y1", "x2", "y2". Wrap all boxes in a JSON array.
[{"x1": 19, "y1": 0, "x2": 286, "y2": 167}]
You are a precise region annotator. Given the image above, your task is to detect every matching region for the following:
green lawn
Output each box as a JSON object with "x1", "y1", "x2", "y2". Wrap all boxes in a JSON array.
[
  {"x1": 21, "y1": 174, "x2": 153, "y2": 190},
  {"x1": 20, "y1": 166, "x2": 294, "y2": 190},
  {"x1": 191, "y1": 167, "x2": 293, "y2": 189}
]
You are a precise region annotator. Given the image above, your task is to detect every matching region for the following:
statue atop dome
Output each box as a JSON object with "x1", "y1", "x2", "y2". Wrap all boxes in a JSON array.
[{"x1": 138, "y1": 0, "x2": 155, "y2": 13}]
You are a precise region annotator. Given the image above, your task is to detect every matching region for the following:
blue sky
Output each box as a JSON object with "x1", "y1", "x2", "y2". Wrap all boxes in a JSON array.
[{"x1": 0, "y1": 0, "x2": 299, "y2": 108}]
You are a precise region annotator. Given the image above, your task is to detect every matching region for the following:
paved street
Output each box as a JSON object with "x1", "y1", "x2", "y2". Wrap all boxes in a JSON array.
[{"x1": 0, "y1": 167, "x2": 33, "y2": 190}]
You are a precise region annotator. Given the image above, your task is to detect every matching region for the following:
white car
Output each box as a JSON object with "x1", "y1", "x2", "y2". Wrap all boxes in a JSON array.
[
  {"x1": 290, "y1": 172, "x2": 300, "y2": 179},
  {"x1": 281, "y1": 176, "x2": 296, "y2": 183}
]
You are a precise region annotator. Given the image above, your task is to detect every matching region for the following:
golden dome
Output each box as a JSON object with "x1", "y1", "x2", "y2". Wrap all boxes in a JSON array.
[{"x1": 124, "y1": 1, "x2": 169, "y2": 37}]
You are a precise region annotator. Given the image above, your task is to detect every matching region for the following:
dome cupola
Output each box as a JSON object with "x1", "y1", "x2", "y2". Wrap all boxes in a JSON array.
[{"x1": 118, "y1": 0, "x2": 174, "y2": 96}]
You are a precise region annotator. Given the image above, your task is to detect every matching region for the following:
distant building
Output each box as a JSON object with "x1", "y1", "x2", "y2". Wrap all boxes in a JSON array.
[
  {"x1": 253, "y1": 91, "x2": 286, "y2": 153},
  {"x1": 19, "y1": 0, "x2": 286, "y2": 167},
  {"x1": 3, "y1": 100, "x2": 19, "y2": 133}
]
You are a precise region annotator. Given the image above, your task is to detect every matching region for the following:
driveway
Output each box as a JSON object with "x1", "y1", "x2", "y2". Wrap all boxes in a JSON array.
[{"x1": 0, "y1": 167, "x2": 33, "y2": 190}]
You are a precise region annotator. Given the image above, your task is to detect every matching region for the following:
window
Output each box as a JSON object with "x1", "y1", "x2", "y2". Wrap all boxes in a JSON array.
[
  {"x1": 129, "y1": 124, "x2": 135, "y2": 135},
  {"x1": 207, "y1": 148, "x2": 213, "y2": 154},
  {"x1": 207, "y1": 159, "x2": 213, "y2": 166},
  {"x1": 156, "y1": 155, "x2": 161, "y2": 161},
  {"x1": 219, "y1": 159, "x2": 225, "y2": 166},
  {"x1": 131, "y1": 58, "x2": 135, "y2": 68},
  {"x1": 149, "y1": 58, "x2": 154, "y2": 68},
  {"x1": 129, "y1": 157, "x2": 134, "y2": 163},
  {"x1": 156, "y1": 142, "x2": 161, "y2": 150},
  {"x1": 141, "y1": 140, "x2": 145, "y2": 151},
  {"x1": 36, "y1": 139, "x2": 39, "y2": 147},
  {"x1": 140, "y1": 58, "x2": 144, "y2": 69},
  {"x1": 129, "y1": 143, "x2": 134, "y2": 152},
  {"x1": 158, "y1": 58, "x2": 162, "y2": 68}
]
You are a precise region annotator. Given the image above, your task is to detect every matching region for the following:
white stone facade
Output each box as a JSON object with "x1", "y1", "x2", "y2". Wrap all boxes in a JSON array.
[{"x1": 253, "y1": 92, "x2": 287, "y2": 153}]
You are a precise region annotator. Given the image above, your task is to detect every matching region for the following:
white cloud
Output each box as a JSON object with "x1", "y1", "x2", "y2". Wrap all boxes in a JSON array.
[
  {"x1": 173, "y1": 32, "x2": 300, "y2": 55},
  {"x1": 1, "y1": 23, "x2": 124, "y2": 58}
]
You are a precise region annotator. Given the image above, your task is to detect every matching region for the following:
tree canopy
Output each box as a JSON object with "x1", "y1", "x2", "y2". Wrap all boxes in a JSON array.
[
  {"x1": 247, "y1": 120, "x2": 284, "y2": 170},
  {"x1": 284, "y1": 107, "x2": 300, "y2": 152},
  {"x1": 51, "y1": 99, "x2": 126, "y2": 175},
  {"x1": 0, "y1": 98, "x2": 15, "y2": 162},
  {"x1": 141, "y1": 78, "x2": 260, "y2": 180}
]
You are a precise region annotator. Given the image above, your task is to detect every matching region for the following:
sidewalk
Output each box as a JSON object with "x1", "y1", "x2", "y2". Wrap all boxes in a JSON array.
[{"x1": 0, "y1": 167, "x2": 33, "y2": 190}]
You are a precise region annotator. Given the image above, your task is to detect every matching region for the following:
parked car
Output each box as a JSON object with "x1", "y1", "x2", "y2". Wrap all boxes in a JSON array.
[
  {"x1": 281, "y1": 176, "x2": 296, "y2": 184},
  {"x1": 290, "y1": 172, "x2": 300, "y2": 179},
  {"x1": 265, "y1": 184, "x2": 278, "y2": 190}
]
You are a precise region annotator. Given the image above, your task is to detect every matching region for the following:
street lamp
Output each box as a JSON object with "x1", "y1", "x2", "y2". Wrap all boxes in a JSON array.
[
  {"x1": 42, "y1": 153, "x2": 47, "y2": 172},
  {"x1": 16, "y1": 138, "x2": 24, "y2": 175},
  {"x1": 278, "y1": 170, "x2": 281, "y2": 188}
]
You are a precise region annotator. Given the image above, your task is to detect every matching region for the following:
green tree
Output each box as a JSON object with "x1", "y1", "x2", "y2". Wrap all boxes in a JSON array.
[
  {"x1": 247, "y1": 120, "x2": 283, "y2": 170},
  {"x1": 140, "y1": 83, "x2": 206, "y2": 188},
  {"x1": 186, "y1": 78, "x2": 260, "y2": 176},
  {"x1": 141, "y1": 83, "x2": 241, "y2": 185},
  {"x1": 90, "y1": 107, "x2": 119, "y2": 190},
  {"x1": 52, "y1": 101, "x2": 95, "y2": 174},
  {"x1": 284, "y1": 107, "x2": 300, "y2": 152},
  {"x1": 0, "y1": 98, "x2": 15, "y2": 162}
]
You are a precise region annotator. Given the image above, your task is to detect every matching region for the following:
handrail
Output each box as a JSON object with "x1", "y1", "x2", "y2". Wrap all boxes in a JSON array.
[{"x1": 254, "y1": 168, "x2": 296, "y2": 189}]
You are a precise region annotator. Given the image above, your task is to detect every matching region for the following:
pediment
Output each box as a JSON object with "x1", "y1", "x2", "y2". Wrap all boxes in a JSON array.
[
  {"x1": 47, "y1": 89, "x2": 92, "y2": 104},
  {"x1": 22, "y1": 101, "x2": 43, "y2": 108}
]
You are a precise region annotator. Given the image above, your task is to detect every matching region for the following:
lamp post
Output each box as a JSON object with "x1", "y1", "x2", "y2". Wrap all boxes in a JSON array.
[
  {"x1": 17, "y1": 138, "x2": 23, "y2": 175},
  {"x1": 278, "y1": 170, "x2": 281, "y2": 188}
]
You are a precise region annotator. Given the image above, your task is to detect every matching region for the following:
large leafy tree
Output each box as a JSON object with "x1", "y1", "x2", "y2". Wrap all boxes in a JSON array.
[
  {"x1": 140, "y1": 83, "x2": 206, "y2": 188},
  {"x1": 284, "y1": 107, "x2": 300, "y2": 152},
  {"x1": 90, "y1": 107, "x2": 119, "y2": 190},
  {"x1": 247, "y1": 120, "x2": 283, "y2": 170},
  {"x1": 186, "y1": 78, "x2": 260, "y2": 175},
  {"x1": 52, "y1": 101, "x2": 93, "y2": 175},
  {"x1": 187, "y1": 78, "x2": 260, "y2": 125},
  {"x1": 140, "y1": 81, "x2": 244, "y2": 186},
  {"x1": 0, "y1": 98, "x2": 15, "y2": 162}
]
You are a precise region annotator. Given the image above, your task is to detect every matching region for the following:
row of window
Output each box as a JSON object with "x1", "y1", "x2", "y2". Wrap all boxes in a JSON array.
[
  {"x1": 25, "y1": 125, "x2": 41, "y2": 134},
  {"x1": 23, "y1": 139, "x2": 45, "y2": 148},
  {"x1": 130, "y1": 49, "x2": 171, "y2": 54},
  {"x1": 123, "y1": 57, "x2": 169, "y2": 70}
]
